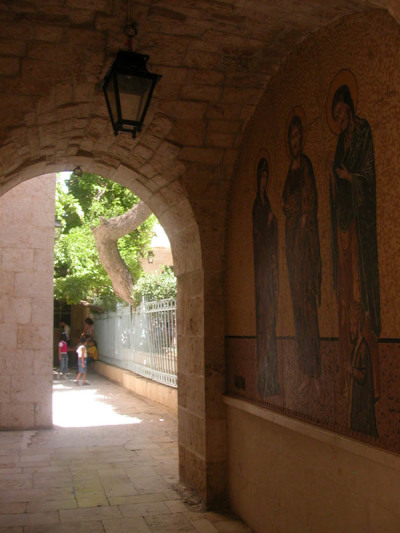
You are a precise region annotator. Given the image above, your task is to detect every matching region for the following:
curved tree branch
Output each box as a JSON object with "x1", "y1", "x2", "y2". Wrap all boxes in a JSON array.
[{"x1": 92, "y1": 201, "x2": 152, "y2": 305}]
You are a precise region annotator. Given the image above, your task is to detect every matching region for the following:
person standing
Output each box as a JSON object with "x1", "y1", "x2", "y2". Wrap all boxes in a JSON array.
[
  {"x1": 80, "y1": 317, "x2": 94, "y2": 342},
  {"x1": 283, "y1": 113, "x2": 322, "y2": 393},
  {"x1": 76, "y1": 337, "x2": 89, "y2": 386},
  {"x1": 252, "y1": 157, "x2": 280, "y2": 397},
  {"x1": 59, "y1": 320, "x2": 71, "y2": 345},
  {"x1": 58, "y1": 332, "x2": 69, "y2": 377}
]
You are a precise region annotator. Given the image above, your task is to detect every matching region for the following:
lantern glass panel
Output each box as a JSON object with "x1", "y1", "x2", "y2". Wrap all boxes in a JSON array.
[
  {"x1": 104, "y1": 75, "x2": 118, "y2": 125},
  {"x1": 117, "y1": 73, "x2": 153, "y2": 123}
]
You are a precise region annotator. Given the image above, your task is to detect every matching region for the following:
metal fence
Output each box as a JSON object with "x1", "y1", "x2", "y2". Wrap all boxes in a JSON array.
[{"x1": 94, "y1": 298, "x2": 177, "y2": 388}]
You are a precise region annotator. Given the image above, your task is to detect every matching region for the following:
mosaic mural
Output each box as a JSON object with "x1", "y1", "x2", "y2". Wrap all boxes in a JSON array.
[{"x1": 226, "y1": 67, "x2": 399, "y2": 451}]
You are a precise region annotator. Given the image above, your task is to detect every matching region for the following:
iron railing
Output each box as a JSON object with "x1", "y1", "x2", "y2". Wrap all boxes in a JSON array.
[{"x1": 94, "y1": 299, "x2": 177, "y2": 388}]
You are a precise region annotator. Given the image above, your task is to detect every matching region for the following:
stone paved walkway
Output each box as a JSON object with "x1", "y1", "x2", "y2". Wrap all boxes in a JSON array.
[{"x1": 0, "y1": 372, "x2": 252, "y2": 533}]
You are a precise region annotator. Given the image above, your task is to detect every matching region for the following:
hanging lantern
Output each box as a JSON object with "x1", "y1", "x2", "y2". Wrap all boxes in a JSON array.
[{"x1": 101, "y1": 50, "x2": 162, "y2": 139}]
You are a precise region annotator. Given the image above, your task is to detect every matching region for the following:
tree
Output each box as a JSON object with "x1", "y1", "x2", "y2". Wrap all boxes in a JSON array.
[
  {"x1": 54, "y1": 172, "x2": 155, "y2": 310},
  {"x1": 92, "y1": 201, "x2": 152, "y2": 305},
  {"x1": 132, "y1": 266, "x2": 177, "y2": 306}
]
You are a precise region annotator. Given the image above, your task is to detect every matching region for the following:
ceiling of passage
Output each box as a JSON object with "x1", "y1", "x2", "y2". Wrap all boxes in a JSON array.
[{"x1": 0, "y1": 0, "x2": 392, "y2": 193}]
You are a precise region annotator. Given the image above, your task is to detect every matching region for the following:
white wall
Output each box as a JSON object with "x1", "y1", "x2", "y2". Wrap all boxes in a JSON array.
[{"x1": 226, "y1": 398, "x2": 400, "y2": 532}]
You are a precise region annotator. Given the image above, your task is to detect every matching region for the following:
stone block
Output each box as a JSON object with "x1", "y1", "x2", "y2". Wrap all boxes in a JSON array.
[
  {"x1": 179, "y1": 147, "x2": 224, "y2": 165},
  {"x1": 0, "y1": 323, "x2": 17, "y2": 350},
  {"x1": 223, "y1": 87, "x2": 260, "y2": 104},
  {"x1": 186, "y1": 69, "x2": 224, "y2": 85},
  {"x1": 65, "y1": 27, "x2": 106, "y2": 50},
  {"x1": 11, "y1": 374, "x2": 52, "y2": 404},
  {"x1": 0, "y1": 56, "x2": 20, "y2": 76},
  {"x1": 206, "y1": 132, "x2": 236, "y2": 148},
  {"x1": 0, "y1": 39, "x2": 26, "y2": 57},
  {"x1": 170, "y1": 225, "x2": 202, "y2": 275},
  {"x1": 167, "y1": 119, "x2": 206, "y2": 146},
  {"x1": 0, "y1": 349, "x2": 35, "y2": 376},
  {"x1": 206, "y1": 103, "x2": 242, "y2": 120},
  {"x1": 158, "y1": 100, "x2": 207, "y2": 119},
  {"x1": 33, "y1": 352, "x2": 52, "y2": 376},
  {"x1": 0, "y1": 271, "x2": 15, "y2": 297},
  {"x1": 184, "y1": 49, "x2": 221, "y2": 69},
  {"x1": 7, "y1": 296, "x2": 32, "y2": 324},
  {"x1": 2, "y1": 249, "x2": 34, "y2": 272},
  {"x1": 31, "y1": 297, "x2": 53, "y2": 326},
  {"x1": 208, "y1": 119, "x2": 241, "y2": 133},
  {"x1": 15, "y1": 272, "x2": 53, "y2": 299},
  {"x1": 186, "y1": 375, "x2": 205, "y2": 415},
  {"x1": 0, "y1": 402, "x2": 35, "y2": 429},
  {"x1": 33, "y1": 248, "x2": 54, "y2": 273},
  {"x1": 183, "y1": 296, "x2": 204, "y2": 337},
  {"x1": 180, "y1": 84, "x2": 222, "y2": 102},
  {"x1": 34, "y1": 401, "x2": 52, "y2": 428},
  {"x1": 33, "y1": 24, "x2": 64, "y2": 43},
  {"x1": 18, "y1": 324, "x2": 52, "y2": 351},
  {"x1": 177, "y1": 335, "x2": 204, "y2": 375},
  {"x1": 0, "y1": 376, "x2": 11, "y2": 402},
  {"x1": 178, "y1": 444, "x2": 206, "y2": 499},
  {"x1": 146, "y1": 115, "x2": 173, "y2": 139}
]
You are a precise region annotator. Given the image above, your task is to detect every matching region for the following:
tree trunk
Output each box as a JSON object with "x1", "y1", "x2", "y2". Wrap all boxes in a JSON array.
[{"x1": 92, "y1": 201, "x2": 152, "y2": 305}]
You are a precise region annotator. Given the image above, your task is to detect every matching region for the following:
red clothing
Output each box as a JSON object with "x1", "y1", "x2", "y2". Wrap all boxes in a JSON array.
[{"x1": 58, "y1": 340, "x2": 68, "y2": 354}]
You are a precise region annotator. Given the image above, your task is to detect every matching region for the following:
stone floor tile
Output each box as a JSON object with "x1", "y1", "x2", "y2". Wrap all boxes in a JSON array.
[
  {"x1": 119, "y1": 501, "x2": 171, "y2": 518},
  {"x1": 108, "y1": 492, "x2": 168, "y2": 506},
  {"x1": 60, "y1": 505, "x2": 121, "y2": 522},
  {"x1": 76, "y1": 494, "x2": 109, "y2": 508},
  {"x1": 125, "y1": 466, "x2": 157, "y2": 477},
  {"x1": 191, "y1": 519, "x2": 219, "y2": 533},
  {"x1": 27, "y1": 498, "x2": 77, "y2": 512},
  {"x1": 104, "y1": 482, "x2": 139, "y2": 498},
  {"x1": 161, "y1": 488, "x2": 182, "y2": 500},
  {"x1": 23, "y1": 466, "x2": 69, "y2": 474},
  {"x1": 0, "y1": 504, "x2": 26, "y2": 515},
  {"x1": 0, "y1": 374, "x2": 249, "y2": 533},
  {"x1": 0, "y1": 475, "x2": 32, "y2": 491},
  {"x1": 213, "y1": 521, "x2": 253, "y2": 532},
  {"x1": 0, "y1": 456, "x2": 19, "y2": 463},
  {"x1": 165, "y1": 499, "x2": 191, "y2": 513},
  {"x1": 102, "y1": 516, "x2": 152, "y2": 533},
  {"x1": 0, "y1": 469, "x2": 22, "y2": 475},
  {"x1": 144, "y1": 511, "x2": 196, "y2": 532},
  {"x1": 24, "y1": 521, "x2": 105, "y2": 533},
  {"x1": 131, "y1": 475, "x2": 170, "y2": 494},
  {"x1": 0, "y1": 489, "x2": 49, "y2": 503},
  {"x1": 33, "y1": 476, "x2": 73, "y2": 489},
  {"x1": 0, "y1": 511, "x2": 59, "y2": 527}
]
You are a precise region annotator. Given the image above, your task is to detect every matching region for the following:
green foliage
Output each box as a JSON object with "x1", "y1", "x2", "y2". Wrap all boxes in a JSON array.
[
  {"x1": 132, "y1": 266, "x2": 177, "y2": 306},
  {"x1": 54, "y1": 172, "x2": 155, "y2": 310}
]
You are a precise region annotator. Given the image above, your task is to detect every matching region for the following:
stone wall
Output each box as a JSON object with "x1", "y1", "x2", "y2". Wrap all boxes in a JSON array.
[{"x1": 0, "y1": 174, "x2": 56, "y2": 428}]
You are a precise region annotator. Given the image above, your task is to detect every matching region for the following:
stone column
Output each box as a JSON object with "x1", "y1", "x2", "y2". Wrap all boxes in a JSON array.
[{"x1": 0, "y1": 174, "x2": 56, "y2": 428}]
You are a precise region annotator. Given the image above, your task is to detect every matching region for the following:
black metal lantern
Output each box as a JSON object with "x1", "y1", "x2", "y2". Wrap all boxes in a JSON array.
[{"x1": 101, "y1": 50, "x2": 162, "y2": 138}]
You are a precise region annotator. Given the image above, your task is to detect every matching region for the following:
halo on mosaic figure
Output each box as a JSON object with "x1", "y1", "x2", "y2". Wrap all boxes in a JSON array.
[
  {"x1": 326, "y1": 69, "x2": 358, "y2": 135},
  {"x1": 254, "y1": 148, "x2": 272, "y2": 195},
  {"x1": 285, "y1": 105, "x2": 307, "y2": 159}
]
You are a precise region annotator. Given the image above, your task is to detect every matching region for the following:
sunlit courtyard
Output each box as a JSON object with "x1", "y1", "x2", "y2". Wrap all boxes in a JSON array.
[{"x1": 52, "y1": 375, "x2": 142, "y2": 428}]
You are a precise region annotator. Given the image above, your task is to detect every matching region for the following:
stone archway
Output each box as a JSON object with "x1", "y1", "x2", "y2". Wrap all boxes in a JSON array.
[
  {"x1": 2, "y1": 0, "x2": 400, "y2": 511},
  {"x1": 0, "y1": 152, "x2": 212, "y2": 498}
]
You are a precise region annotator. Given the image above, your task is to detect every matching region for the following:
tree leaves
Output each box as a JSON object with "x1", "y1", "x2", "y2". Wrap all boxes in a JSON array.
[{"x1": 54, "y1": 172, "x2": 155, "y2": 310}]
